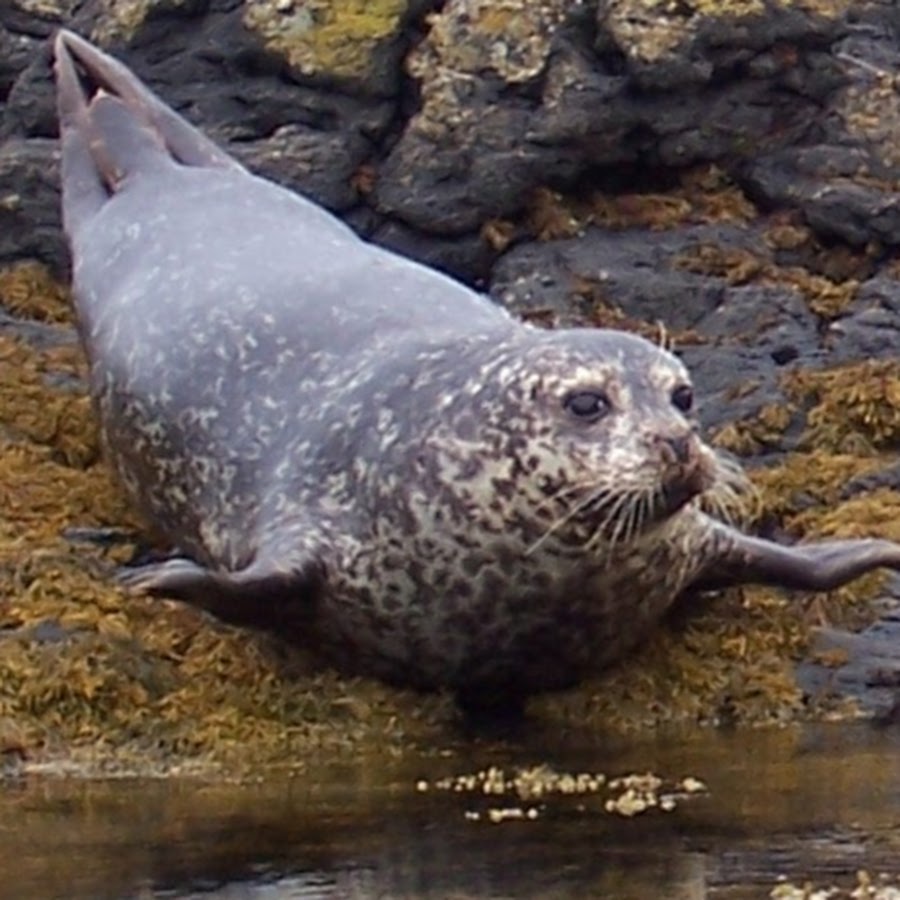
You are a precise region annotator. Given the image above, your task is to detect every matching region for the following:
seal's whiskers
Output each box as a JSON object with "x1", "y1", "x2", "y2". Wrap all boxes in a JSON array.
[
  {"x1": 585, "y1": 484, "x2": 660, "y2": 559},
  {"x1": 524, "y1": 482, "x2": 616, "y2": 556},
  {"x1": 620, "y1": 487, "x2": 651, "y2": 546},
  {"x1": 698, "y1": 452, "x2": 757, "y2": 525},
  {"x1": 655, "y1": 320, "x2": 671, "y2": 351},
  {"x1": 588, "y1": 489, "x2": 635, "y2": 554},
  {"x1": 531, "y1": 479, "x2": 599, "y2": 515}
]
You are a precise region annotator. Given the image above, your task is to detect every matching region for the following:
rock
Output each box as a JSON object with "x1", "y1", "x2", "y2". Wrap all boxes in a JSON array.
[
  {"x1": 0, "y1": 139, "x2": 64, "y2": 273},
  {"x1": 375, "y1": 0, "x2": 845, "y2": 235},
  {"x1": 240, "y1": 0, "x2": 434, "y2": 95},
  {"x1": 0, "y1": 0, "x2": 410, "y2": 275}
]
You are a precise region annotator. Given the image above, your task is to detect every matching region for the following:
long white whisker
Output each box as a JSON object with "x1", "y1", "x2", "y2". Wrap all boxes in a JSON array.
[
  {"x1": 608, "y1": 491, "x2": 638, "y2": 553},
  {"x1": 624, "y1": 490, "x2": 644, "y2": 543},
  {"x1": 594, "y1": 491, "x2": 630, "y2": 544},
  {"x1": 532, "y1": 479, "x2": 596, "y2": 513},
  {"x1": 584, "y1": 492, "x2": 628, "y2": 556},
  {"x1": 611, "y1": 496, "x2": 632, "y2": 549},
  {"x1": 636, "y1": 488, "x2": 653, "y2": 538}
]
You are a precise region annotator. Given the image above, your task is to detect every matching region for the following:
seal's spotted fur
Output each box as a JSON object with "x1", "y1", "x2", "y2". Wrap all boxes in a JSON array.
[{"x1": 55, "y1": 31, "x2": 900, "y2": 712}]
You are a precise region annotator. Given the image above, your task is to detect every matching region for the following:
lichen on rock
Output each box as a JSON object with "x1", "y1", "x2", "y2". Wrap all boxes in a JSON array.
[
  {"x1": 399, "y1": 0, "x2": 573, "y2": 152},
  {"x1": 11, "y1": 0, "x2": 79, "y2": 17},
  {"x1": 90, "y1": 0, "x2": 197, "y2": 45},
  {"x1": 243, "y1": 0, "x2": 412, "y2": 90},
  {"x1": 412, "y1": 0, "x2": 570, "y2": 86}
]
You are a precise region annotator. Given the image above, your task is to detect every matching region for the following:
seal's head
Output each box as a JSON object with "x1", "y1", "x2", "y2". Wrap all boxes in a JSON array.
[
  {"x1": 527, "y1": 330, "x2": 734, "y2": 547},
  {"x1": 425, "y1": 328, "x2": 745, "y2": 557}
]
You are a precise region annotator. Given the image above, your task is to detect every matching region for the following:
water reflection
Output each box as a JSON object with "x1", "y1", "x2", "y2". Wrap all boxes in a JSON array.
[{"x1": 2, "y1": 723, "x2": 899, "y2": 899}]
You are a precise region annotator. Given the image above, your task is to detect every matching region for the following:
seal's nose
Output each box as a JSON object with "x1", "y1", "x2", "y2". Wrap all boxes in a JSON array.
[{"x1": 656, "y1": 433, "x2": 694, "y2": 466}]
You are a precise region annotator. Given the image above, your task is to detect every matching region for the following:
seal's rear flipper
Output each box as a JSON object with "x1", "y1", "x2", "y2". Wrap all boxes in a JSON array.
[
  {"x1": 55, "y1": 30, "x2": 238, "y2": 170},
  {"x1": 702, "y1": 529, "x2": 900, "y2": 591},
  {"x1": 54, "y1": 30, "x2": 241, "y2": 234},
  {"x1": 54, "y1": 32, "x2": 108, "y2": 233},
  {"x1": 120, "y1": 550, "x2": 324, "y2": 628}
]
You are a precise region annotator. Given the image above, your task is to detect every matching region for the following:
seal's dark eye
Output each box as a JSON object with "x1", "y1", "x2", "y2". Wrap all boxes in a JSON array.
[
  {"x1": 671, "y1": 384, "x2": 694, "y2": 413},
  {"x1": 563, "y1": 390, "x2": 611, "y2": 422}
]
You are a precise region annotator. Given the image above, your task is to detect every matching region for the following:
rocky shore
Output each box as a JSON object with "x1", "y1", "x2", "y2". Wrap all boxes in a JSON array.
[{"x1": 1, "y1": 0, "x2": 900, "y2": 774}]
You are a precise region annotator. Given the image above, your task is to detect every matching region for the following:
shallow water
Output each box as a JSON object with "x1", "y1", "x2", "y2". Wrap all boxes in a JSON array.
[{"x1": 3, "y1": 723, "x2": 900, "y2": 899}]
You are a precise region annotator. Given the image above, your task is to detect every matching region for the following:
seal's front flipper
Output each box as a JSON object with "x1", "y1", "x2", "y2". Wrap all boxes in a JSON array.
[
  {"x1": 120, "y1": 549, "x2": 324, "y2": 628},
  {"x1": 703, "y1": 528, "x2": 900, "y2": 591}
]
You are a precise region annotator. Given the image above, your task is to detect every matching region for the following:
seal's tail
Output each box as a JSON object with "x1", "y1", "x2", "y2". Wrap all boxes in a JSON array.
[{"x1": 54, "y1": 30, "x2": 241, "y2": 236}]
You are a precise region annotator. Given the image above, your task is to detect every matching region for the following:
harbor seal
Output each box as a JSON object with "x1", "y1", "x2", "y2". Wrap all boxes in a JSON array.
[{"x1": 54, "y1": 31, "x2": 900, "y2": 714}]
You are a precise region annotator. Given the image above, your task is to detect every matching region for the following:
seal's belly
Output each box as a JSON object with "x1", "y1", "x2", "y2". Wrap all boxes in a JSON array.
[{"x1": 318, "y1": 513, "x2": 713, "y2": 693}]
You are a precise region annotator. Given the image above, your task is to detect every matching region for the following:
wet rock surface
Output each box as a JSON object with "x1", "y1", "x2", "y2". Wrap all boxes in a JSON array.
[{"x1": 1, "y1": 0, "x2": 900, "y2": 771}]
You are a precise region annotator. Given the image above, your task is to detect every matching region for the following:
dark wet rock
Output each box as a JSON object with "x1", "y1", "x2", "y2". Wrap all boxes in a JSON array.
[
  {"x1": 805, "y1": 183, "x2": 900, "y2": 248},
  {"x1": 823, "y1": 278, "x2": 900, "y2": 361},
  {"x1": 373, "y1": 218, "x2": 499, "y2": 285},
  {"x1": 30, "y1": 618, "x2": 73, "y2": 644},
  {"x1": 843, "y1": 461, "x2": 900, "y2": 499},
  {"x1": 0, "y1": 308, "x2": 74, "y2": 350},
  {"x1": 800, "y1": 605, "x2": 900, "y2": 718},
  {"x1": 491, "y1": 225, "x2": 748, "y2": 331},
  {"x1": 1, "y1": 37, "x2": 56, "y2": 140},
  {"x1": 741, "y1": 146, "x2": 900, "y2": 247},
  {"x1": 0, "y1": 617, "x2": 78, "y2": 646},
  {"x1": 0, "y1": 17, "x2": 41, "y2": 104},
  {"x1": 62, "y1": 526, "x2": 137, "y2": 547},
  {"x1": 0, "y1": 139, "x2": 64, "y2": 272},
  {"x1": 229, "y1": 114, "x2": 385, "y2": 213},
  {"x1": 375, "y1": 0, "x2": 846, "y2": 235}
]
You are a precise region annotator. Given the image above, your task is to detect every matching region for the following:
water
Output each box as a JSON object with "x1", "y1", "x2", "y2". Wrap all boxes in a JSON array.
[{"x1": 2, "y1": 723, "x2": 899, "y2": 899}]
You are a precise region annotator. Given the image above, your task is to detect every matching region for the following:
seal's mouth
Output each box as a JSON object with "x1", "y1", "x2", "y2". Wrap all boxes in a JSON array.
[
  {"x1": 658, "y1": 463, "x2": 712, "y2": 517},
  {"x1": 654, "y1": 433, "x2": 716, "y2": 519}
]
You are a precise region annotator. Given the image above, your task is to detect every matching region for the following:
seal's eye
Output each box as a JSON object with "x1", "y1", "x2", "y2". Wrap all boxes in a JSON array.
[
  {"x1": 563, "y1": 390, "x2": 611, "y2": 422},
  {"x1": 671, "y1": 384, "x2": 693, "y2": 413}
]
